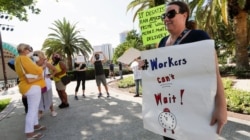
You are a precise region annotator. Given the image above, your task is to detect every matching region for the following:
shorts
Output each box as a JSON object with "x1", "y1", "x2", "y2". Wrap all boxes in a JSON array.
[
  {"x1": 55, "y1": 80, "x2": 66, "y2": 90},
  {"x1": 95, "y1": 74, "x2": 107, "y2": 86}
]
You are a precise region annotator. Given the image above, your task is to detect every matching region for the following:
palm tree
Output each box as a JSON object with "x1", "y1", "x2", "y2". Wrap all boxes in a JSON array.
[
  {"x1": 191, "y1": 0, "x2": 250, "y2": 69},
  {"x1": 227, "y1": 0, "x2": 250, "y2": 70},
  {"x1": 42, "y1": 18, "x2": 93, "y2": 70}
]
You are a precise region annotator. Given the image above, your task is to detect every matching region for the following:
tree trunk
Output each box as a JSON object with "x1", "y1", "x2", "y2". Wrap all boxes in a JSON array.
[
  {"x1": 234, "y1": 10, "x2": 249, "y2": 70},
  {"x1": 67, "y1": 55, "x2": 73, "y2": 71}
]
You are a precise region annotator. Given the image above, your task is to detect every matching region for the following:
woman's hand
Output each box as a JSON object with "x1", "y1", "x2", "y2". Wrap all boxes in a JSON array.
[{"x1": 210, "y1": 103, "x2": 227, "y2": 134}]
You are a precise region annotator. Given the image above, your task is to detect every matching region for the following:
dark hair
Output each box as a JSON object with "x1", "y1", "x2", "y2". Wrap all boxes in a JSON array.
[
  {"x1": 167, "y1": 1, "x2": 190, "y2": 28},
  {"x1": 186, "y1": 20, "x2": 197, "y2": 29}
]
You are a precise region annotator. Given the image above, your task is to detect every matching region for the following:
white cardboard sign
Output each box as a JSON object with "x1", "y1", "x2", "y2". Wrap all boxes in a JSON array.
[
  {"x1": 75, "y1": 56, "x2": 85, "y2": 63},
  {"x1": 142, "y1": 40, "x2": 218, "y2": 140}
]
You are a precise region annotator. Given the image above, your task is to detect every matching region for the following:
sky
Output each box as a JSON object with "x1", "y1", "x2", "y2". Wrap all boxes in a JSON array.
[{"x1": 1, "y1": 0, "x2": 140, "y2": 50}]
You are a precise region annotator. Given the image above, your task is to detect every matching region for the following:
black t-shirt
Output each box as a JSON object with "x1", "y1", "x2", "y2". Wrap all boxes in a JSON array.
[
  {"x1": 74, "y1": 63, "x2": 86, "y2": 70},
  {"x1": 94, "y1": 60, "x2": 104, "y2": 75},
  {"x1": 158, "y1": 30, "x2": 210, "y2": 47},
  {"x1": 119, "y1": 63, "x2": 122, "y2": 70},
  {"x1": 74, "y1": 63, "x2": 86, "y2": 75},
  {"x1": 109, "y1": 63, "x2": 114, "y2": 71}
]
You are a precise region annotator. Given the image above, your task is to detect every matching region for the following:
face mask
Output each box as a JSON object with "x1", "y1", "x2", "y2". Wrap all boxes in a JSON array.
[
  {"x1": 95, "y1": 56, "x2": 100, "y2": 60},
  {"x1": 26, "y1": 52, "x2": 33, "y2": 57},
  {"x1": 32, "y1": 56, "x2": 40, "y2": 62}
]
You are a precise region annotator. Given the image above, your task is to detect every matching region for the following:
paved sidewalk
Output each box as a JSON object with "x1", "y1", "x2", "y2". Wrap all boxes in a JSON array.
[{"x1": 0, "y1": 78, "x2": 249, "y2": 140}]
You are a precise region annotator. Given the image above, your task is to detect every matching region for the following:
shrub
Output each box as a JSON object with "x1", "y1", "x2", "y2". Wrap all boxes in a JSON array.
[
  {"x1": 223, "y1": 78, "x2": 250, "y2": 114},
  {"x1": 0, "y1": 98, "x2": 11, "y2": 112}
]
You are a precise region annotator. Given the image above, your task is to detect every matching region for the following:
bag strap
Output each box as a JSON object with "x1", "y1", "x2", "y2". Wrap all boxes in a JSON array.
[
  {"x1": 19, "y1": 58, "x2": 27, "y2": 75},
  {"x1": 174, "y1": 29, "x2": 191, "y2": 45}
]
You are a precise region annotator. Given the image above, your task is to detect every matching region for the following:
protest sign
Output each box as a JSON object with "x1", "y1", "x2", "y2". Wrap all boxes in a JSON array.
[
  {"x1": 141, "y1": 40, "x2": 218, "y2": 139},
  {"x1": 75, "y1": 55, "x2": 85, "y2": 63},
  {"x1": 117, "y1": 48, "x2": 141, "y2": 64},
  {"x1": 138, "y1": 4, "x2": 167, "y2": 45}
]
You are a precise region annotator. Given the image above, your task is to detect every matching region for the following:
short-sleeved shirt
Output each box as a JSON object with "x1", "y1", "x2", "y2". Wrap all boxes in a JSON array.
[
  {"x1": 130, "y1": 61, "x2": 142, "y2": 80},
  {"x1": 109, "y1": 63, "x2": 114, "y2": 71},
  {"x1": 74, "y1": 63, "x2": 86, "y2": 75},
  {"x1": 158, "y1": 30, "x2": 210, "y2": 48}
]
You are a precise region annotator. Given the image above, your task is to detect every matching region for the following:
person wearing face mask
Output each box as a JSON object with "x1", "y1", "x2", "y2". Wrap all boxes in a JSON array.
[
  {"x1": 90, "y1": 51, "x2": 110, "y2": 98},
  {"x1": 7, "y1": 51, "x2": 34, "y2": 114},
  {"x1": 51, "y1": 53, "x2": 70, "y2": 108},
  {"x1": 32, "y1": 50, "x2": 58, "y2": 118},
  {"x1": 158, "y1": 1, "x2": 227, "y2": 140},
  {"x1": 14, "y1": 43, "x2": 46, "y2": 139}
]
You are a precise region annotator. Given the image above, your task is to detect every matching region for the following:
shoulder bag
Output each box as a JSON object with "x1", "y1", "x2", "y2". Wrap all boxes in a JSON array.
[{"x1": 20, "y1": 59, "x2": 43, "y2": 83}]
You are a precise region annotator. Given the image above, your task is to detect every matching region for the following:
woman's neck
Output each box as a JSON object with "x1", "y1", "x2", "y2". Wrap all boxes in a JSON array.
[{"x1": 169, "y1": 27, "x2": 186, "y2": 40}]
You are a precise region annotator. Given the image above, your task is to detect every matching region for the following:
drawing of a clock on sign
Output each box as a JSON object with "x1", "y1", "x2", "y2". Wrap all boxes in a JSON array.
[{"x1": 158, "y1": 108, "x2": 177, "y2": 134}]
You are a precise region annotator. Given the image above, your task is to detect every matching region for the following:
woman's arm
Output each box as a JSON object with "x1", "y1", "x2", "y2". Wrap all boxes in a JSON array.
[
  {"x1": 210, "y1": 54, "x2": 227, "y2": 134},
  {"x1": 46, "y1": 62, "x2": 57, "y2": 78}
]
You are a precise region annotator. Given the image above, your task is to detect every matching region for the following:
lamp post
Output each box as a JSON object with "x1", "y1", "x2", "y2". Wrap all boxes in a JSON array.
[{"x1": 0, "y1": 13, "x2": 14, "y2": 90}]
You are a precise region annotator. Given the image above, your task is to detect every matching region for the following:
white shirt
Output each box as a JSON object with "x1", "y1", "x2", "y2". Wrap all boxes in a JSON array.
[{"x1": 130, "y1": 61, "x2": 142, "y2": 80}]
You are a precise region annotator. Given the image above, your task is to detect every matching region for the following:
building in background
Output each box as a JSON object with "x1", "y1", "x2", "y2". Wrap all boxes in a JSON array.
[
  {"x1": 119, "y1": 31, "x2": 129, "y2": 44},
  {"x1": 93, "y1": 43, "x2": 114, "y2": 61},
  {"x1": 0, "y1": 42, "x2": 18, "y2": 88}
]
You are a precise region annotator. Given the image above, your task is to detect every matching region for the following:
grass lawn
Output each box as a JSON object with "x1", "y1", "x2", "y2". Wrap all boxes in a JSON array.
[{"x1": 0, "y1": 98, "x2": 11, "y2": 112}]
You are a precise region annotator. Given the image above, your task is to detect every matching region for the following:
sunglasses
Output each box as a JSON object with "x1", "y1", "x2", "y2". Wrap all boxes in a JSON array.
[
  {"x1": 25, "y1": 47, "x2": 33, "y2": 52},
  {"x1": 33, "y1": 54, "x2": 38, "y2": 56},
  {"x1": 161, "y1": 10, "x2": 180, "y2": 20}
]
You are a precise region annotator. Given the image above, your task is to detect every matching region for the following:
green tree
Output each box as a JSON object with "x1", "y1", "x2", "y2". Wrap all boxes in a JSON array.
[
  {"x1": 42, "y1": 18, "x2": 93, "y2": 70},
  {"x1": 190, "y1": 0, "x2": 250, "y2": 69},
  {"x1": 0, "y1": 0, "x2": 41, "y2": 21},
  {"x1": 113, "y1": 29, "x2": 145, "y2": 63},
  {"x1": 228, "y1": 0, "x2": 250, "y2": 70}
]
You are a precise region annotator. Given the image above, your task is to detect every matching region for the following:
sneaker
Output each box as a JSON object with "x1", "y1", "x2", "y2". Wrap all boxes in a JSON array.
[
  {"x1": 98, "y1": 93, "x2": 102, "y2": 98},
  {"x1": 74, "y1": 96, "x2": 78, "y2": 100},
  {"x1": 107, "y1": 93, "x2": 110, "y2": 98},
  {"x1": 51, "y1": 111, "x2": 57, "y2": 117},
  {"x1": 82, "y1": 94, "x2": 86, "y2": 98},
  {"x1": 58, "y1": 103, "x2": 63, "y2": 108},
  {"x1": 134, "y1": 94, "x2": 140, "y2": 97},
  {"x1": 59, "y1": 103, "x2": 69, "y2": 109}
]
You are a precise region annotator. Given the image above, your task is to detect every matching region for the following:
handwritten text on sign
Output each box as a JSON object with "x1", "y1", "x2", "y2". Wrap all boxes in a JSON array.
[{"x1": 141, "y1": 40, "x2": 218, "y2": 140}]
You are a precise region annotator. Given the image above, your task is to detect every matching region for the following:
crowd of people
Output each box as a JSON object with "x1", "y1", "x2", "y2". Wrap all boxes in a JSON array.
[{"x1": 11, "y1": 48, "x2": 128, "y2": 139}]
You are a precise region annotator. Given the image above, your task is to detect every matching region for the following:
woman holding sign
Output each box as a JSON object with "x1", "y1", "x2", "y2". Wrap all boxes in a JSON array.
[
  {"x1": 74, "y1": 56, "x2": 87, "y2": 100},
  {"x1": 159, "y1": 1, "x2": 227, "y2": 140}
]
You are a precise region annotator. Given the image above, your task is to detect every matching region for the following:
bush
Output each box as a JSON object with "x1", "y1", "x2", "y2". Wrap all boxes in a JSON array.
[
  {"x1": 0, "y1": 98, "x2": 11, "y2": 112},
  {"x1": 222, "y1": 78, "x2": 250, "y2": 114}
]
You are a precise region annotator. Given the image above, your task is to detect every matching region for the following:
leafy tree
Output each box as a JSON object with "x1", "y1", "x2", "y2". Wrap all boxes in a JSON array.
[
  {"x1": 113, "y1": 29, "x2": 144, "y2": 63},
  {"x1": 0, "y1": 0, "x2": 41, "y2": 21},
  {"x1": 42, "y1": 18, "x2": 93, "y2": 70},
  {"x1": 227, "y1": 0, "x2": 250, "y2": 70}
]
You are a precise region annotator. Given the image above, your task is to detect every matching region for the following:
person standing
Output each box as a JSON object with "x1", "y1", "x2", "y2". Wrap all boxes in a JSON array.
[
  {"x1": 74, "y1": 60, "x2": 87, "y2": 100},
  {"x1": 51, "y1": 53, "x2": 69, "y2": 108},
  {"x1": 130, "y1": 57, "x2": 142, "y2": 97},
  {"x1": 15, "y1": 43, "x2": 46, "y2": 139},
  {"x1": 32, "y1": 50, "x2": 58, "y2": 118},
  {"x1": 118, "y1": 62, "x2": 123, "y2": 79},
  {"x1": 109, "y1": 61, "x2": 115, "y2": 79},
  {"x1": 90, "y1": 51, "x2": 110, "y2": 98},
  {"x1": 159, "y1": 1, "x2": 227, "y2": 139}
]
